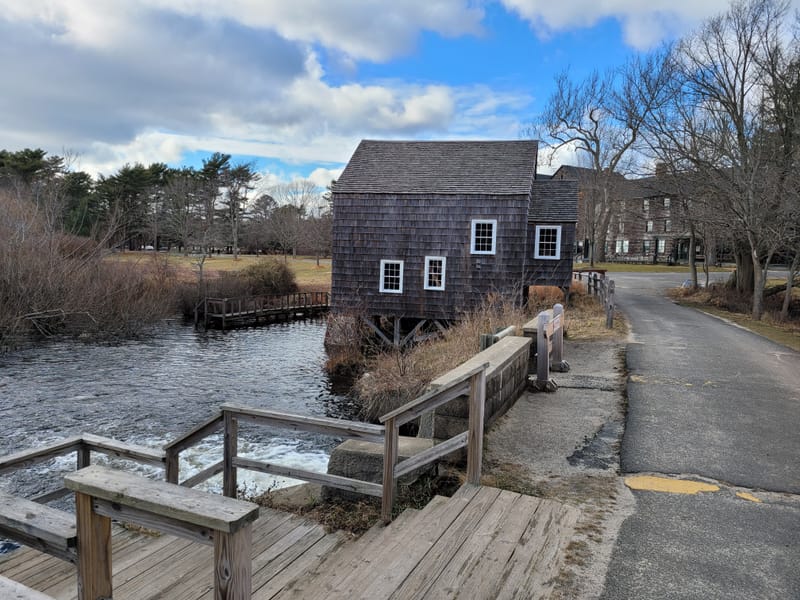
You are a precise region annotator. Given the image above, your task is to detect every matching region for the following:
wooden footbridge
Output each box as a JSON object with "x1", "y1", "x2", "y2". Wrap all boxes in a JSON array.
[
  {"x1": 0, "y1": 363, "x2": 580, "y2": 599},
  {"x1": 196, "y1": 292, "x2": 330, "y2": 330}
]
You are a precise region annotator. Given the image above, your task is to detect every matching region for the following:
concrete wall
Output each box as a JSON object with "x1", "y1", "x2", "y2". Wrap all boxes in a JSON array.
[{"x1": 417, "y1": 335, "x2": 532, "y2": 441}]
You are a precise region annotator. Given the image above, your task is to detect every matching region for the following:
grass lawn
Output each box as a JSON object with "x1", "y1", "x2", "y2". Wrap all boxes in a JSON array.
[
  {"x1": 108, "y1": 251, "x2": 332, "y2": 289},
  {"x1": 575, "y1": 261, "x2": 732, "y2": 273}
]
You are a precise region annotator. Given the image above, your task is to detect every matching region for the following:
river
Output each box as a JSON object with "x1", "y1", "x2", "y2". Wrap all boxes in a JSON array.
[{"x1": 0, "y1": 318, "x2": 358, "y2": 504}]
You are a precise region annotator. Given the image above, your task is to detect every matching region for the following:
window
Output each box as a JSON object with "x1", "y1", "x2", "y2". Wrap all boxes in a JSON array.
[
  {"x1": 615, "y1": 240, "x2": 623, "y2": 253},
  {"x1": 618, "y1": 221, "x2": 625, "y2": 233},
  {"x1": 471, "y1": 219, "x2": 497, "y2": 254},
  {"x1": 665, "y1": 219, "x2": 672, "y2": 232},
  {"x1": 657, "y1": 239, "x2": 666, "y2": 253},
  {"x1": 643, "y1": 199, "x2": 650, "y2": 211},
  {"x1": 646, "y1": 220, "x2": 654, "y2": 233},
  {"x1": 664, "y1": 197, "x2": 671, "y2": 209},
  {"x1": 622, "y1": 240, "x2": 629, "y2": 253},
  {"x1": 534, "y1": 225, "x2": 561, "y2": 259},
  {"x1": 379, "y1": 260, "x2": 403, "y2": 293},
  {"x1": 643, "y1": 240, "x2": 652, "y2": 253},
  {"x1": 424, "y1": 256, "x2": 446, "y2": 291}
]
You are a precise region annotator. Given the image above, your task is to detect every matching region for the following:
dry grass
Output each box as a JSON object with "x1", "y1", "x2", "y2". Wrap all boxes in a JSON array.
[
  {"x1": 355, "y1": 285, "x2": 624, "y2": 422},
  {"x1": 108, "y1": 252, "x2": 332, "y2": 290}
]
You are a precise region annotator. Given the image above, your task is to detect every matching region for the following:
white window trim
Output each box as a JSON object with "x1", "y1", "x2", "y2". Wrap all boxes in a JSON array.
[
  {"x1": 534, "y1": 225, "x2": 562, "y2": 260},
  {"x1": 379, "y1": 259, "x2": 403, "y2": 294},
  {"x1": 470, "y1": 219, "x2": 497, "y2": 255},
  {"x1": 424, "y1": 256, "x2": 446, "y2": 291}
]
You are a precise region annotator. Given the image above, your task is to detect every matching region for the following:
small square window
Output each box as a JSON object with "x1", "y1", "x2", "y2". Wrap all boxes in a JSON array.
[
  {"x1": 424, "y1": 256, "x2": 446, "y2": 291},
  {"x1": 379, "y1": 260, "x2": 403, "y2": 293},
  {"x1": 471, "y1": 219, "x2": 497, "y2": 254},
  {"x1": 534, "y1": 225, "x2": 561, "y2": 260}
]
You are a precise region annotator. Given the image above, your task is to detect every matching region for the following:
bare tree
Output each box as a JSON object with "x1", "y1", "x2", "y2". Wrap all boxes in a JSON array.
[
  {"x1": 534, "y1": 53, "x2": 670, "y2": 263},
  {"x1": 642, "y1": 0, "x2": 794, "y2": 318},
  {"x1": 268, "y1": 179, "x2": 319, "y2": 261}
]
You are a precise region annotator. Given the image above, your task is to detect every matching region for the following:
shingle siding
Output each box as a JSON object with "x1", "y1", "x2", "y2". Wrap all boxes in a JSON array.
[{"x1": 332, "y1": 140, "x2": 578, "y2": 322}]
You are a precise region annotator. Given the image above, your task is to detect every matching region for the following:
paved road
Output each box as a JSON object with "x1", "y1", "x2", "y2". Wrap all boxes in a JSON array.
[{"x1": 601, "y1": 272, "x2": 800, "y2": 599}]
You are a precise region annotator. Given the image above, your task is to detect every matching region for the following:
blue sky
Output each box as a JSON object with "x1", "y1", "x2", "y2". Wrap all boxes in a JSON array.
[{"x1": 0, "y1": 0, "x2": 784, "y2": 191}]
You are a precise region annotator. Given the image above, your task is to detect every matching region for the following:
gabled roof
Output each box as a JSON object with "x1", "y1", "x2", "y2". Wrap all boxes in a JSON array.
[
  {"x1": 529, "y1": 180, "x2": 578, "y2": 222},
  {"x1": 334, "y1": 140, "x2": 539, "y2": 195}
]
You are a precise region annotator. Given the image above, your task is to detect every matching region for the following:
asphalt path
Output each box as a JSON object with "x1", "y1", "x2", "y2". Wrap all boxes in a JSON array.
[{"x1": 601, "y1": 272, "x2": 800, "y2": 599}]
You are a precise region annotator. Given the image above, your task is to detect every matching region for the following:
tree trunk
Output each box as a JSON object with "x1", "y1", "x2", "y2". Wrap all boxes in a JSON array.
[
  {"x1": 781, "y1": 253, "x2": 799, "y2": 320},
  {"x1": 749, "y1": 238, "x2": 766, "y2": 320},
  {"x1": 688, "y1": 225, "x2": 698, "y2": 289},
  {"x1": 733, "y1": 247, "x2": 754, "y2": 294}
]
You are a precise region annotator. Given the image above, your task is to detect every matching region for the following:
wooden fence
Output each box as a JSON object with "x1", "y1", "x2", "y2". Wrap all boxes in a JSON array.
[
  {"x1": 523, "y1": 303, "x2": 569, "y2": 392},
  {"x1": 197, "y1": 291, "x2": 330, "y2": 329},
  {"x1": 574, "y1": 269, "x2": 615, "y2": 328}
]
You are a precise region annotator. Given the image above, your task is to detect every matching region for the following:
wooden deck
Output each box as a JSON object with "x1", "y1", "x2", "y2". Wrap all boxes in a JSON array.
[
  {"x1": 0, "y1": 484, "x2": 579, "y2": 599},
  {"x1": 199, "y1": 292, "x2": 330, "y2": 330}
]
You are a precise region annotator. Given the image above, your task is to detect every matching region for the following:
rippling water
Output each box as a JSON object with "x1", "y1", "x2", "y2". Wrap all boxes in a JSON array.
[{"x1": 0, "y1": 318, "x2": 357, "y2": 502}]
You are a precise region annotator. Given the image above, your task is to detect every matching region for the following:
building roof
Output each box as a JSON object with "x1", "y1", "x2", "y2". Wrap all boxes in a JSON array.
[
  {"x1": 529, "y1": 179, "x2": 578, "y2": 222},
  {"x1": 623, "y1": 175, "x2": 682, "y2": 200},
  {"x1": 334, "y1": 139, "x2": 539, "y2": 195}
]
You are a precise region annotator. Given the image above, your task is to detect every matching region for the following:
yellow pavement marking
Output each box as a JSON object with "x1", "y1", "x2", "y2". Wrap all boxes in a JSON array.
[
  {"x1": 736, "y1": 492, "x2": 762, "y2": 503},
  {"x1": 625, "y1": 475, "x2": 720, "y2": 495}
]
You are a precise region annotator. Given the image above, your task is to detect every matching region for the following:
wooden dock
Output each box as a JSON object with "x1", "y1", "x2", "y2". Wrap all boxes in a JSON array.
[
  {"x1": 197, "y1": 291, "x2": 330, "y2": 330},
  {"x1": 0, "y1": 484, "x2": 579, "y2": 599}
]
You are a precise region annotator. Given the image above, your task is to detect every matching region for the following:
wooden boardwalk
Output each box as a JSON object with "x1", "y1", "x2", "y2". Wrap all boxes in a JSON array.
[
  {"x1": 0, "y1": 484, "x2": 579, "y2": 599},
  {"x1": 199, "y1": 292, "x2": 330, "y2": 330}
]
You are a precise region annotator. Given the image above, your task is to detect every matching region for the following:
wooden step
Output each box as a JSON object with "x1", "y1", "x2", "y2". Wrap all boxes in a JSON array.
[{"x1": 0, "y1": 575, "x2": 56, "y2": 600}]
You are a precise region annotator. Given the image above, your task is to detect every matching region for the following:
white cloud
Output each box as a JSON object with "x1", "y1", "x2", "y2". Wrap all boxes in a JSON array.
[{"x1": 499, "y1": 0, "x2": 747, "y2": 48}]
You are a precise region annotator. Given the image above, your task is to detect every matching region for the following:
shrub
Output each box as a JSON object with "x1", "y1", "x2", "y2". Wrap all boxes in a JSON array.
[{"x1": 239, "y1": 259, "x2": 298, "y2": 295}]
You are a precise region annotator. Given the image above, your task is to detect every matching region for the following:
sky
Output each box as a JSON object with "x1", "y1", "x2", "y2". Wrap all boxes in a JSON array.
[{"x1": 0, "y1": 0, "x2": 790, "y2": 190}]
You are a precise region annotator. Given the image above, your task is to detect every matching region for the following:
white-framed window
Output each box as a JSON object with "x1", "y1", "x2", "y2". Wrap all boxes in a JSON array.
[
  {"x1": 665, "y1": 219, "x2": 672, "y2": 232},
  {"x1": 646, "y1": 220, "x2": 654, "y2": 233},
  {"x1": 534, "y1": 225, "x2": 561, "y2": 259},
  {"x1": 471, "y1": 219, "x2": 497, "y2": 254},
  {"x1": 424, "y1": 256, "x2": 446, "y2": 291},
  {"x1": 643, "y1": 240, "x2": 652, "y2": 253},
  {"x1": 622, "y1": 240, "x2": 629, "y2": 253},
  {"x1": 379, "y1": 260, "x2": 403, "y2": 294},
  {"x1": 657, "y1": 239, "x2": 666, "y2": 253},
  {"x1": 615, "y1": 240, "x2": 623, "y2": 254},
  {"x1": 643, "y1": 199, "x2": 650, "y2": 211},
  {"x1": 618, "y1": 221, "x2": 625, "y2": 233},
  {"x1": 664, "y1": 197, "x2": 671, "y2": 209}
]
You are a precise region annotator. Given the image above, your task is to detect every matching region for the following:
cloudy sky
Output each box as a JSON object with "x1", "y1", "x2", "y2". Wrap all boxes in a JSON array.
[{"x1": 0, "y1": 0, "x2": 781, "y2": 187}]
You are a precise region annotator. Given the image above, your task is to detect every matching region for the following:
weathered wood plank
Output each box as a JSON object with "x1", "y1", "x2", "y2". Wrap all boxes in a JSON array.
[
  {"x1": 233, "y1": 457, "x2": 383, "y2": 497},
  {"x1": 180, "y1": 459, "x2": 225, "y2": 489},
  {"x1": 466, "y1": 368, "x2": 487, "y2": 485},
  {"x1": 64, "y1": 465, "x2": 259, "y2": 534},
  {"x1": 0, "y1": 437, "x2": 82, "y2": 476},
  {"x1": 75, "y1": 491, "x2": 112, "y2": 600},
  {"x1": 380, "y1": 381, "x2": 471, "y2": 427},
  {"x1": 394, "y1": 432, "x2": 468, "y2": 479},
  {"x1": 214, "y1": 526, "x2": 252, "y2": 600},
  {"x1": 30, "y1": 487, "x2": 71, "y2": 505},
  {"x1": 92, "y1": 498, "x2": 215, "y2": 545},
  {"x1": 222, "y1": 404, "x2": 386, "y2": 444},
  {"x1": 164, "y1": 411, "x2": 224, "y2": 454},
  {"x1": 81, "y1": 434, "x2": 166, "y2": 468},
  {"x1": 0, "y1": 575, "x2": 55, "y2": 600},
  {"x1": 0, "y1": 491, "x2": 77, "y2": 560}
]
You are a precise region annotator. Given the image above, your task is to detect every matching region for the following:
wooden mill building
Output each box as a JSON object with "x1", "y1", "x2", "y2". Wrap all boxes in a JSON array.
[{"x1": 331, "y1": 140, "x2": 578, "y2": 345}]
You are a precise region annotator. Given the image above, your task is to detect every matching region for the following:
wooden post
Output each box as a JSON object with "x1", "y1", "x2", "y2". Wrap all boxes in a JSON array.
[
  {"x1": 381, "y1": 417, "x2": 399, "y2": 524},
  {"x1": 77, "y1": 446, "x2": 90, "y2": 470},
  {"x1": 537, "y1": 311, "x2": 550, "y2": 384},
  {"x1": 606, "y1": 280, "x2": 615, "y2": 329},
  {"x1": 165, "y1": 449, "x2": 179, "y2": 484},
  {"x1": 393, "y1": 317, "x2": 401, "y2": 348},
  {"x1": 466, "y1": 368, "x2": 487, "y2": 485},
  {"x1": 75, "y1": 492, "x2": 112, "y2": 600},
  {"x1": 479, "y1": 333, "x2": 493, "y2": 351},
  {"x1": 213, "y1": 527, "x2": 252, "y2": 600},
  {"x1": 223, "y1": 411, "x2": 238, "y2": 498},
  {"x1": 552, "y1": 304, "x2": 564, "y2": 365}
]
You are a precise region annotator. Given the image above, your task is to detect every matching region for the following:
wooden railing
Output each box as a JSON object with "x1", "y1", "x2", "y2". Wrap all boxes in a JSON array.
[
  {"x1": 478, "y1": 325, "x2": 517, "y2": 351},
  {"x1": 523, "y1": 304, "x2": 569, "y2": 392},
  {"x1": 164, "y1": 404, "x2": 386, "y2": 500},
  {"x1": 0, "y1": 434, "x2": 166, "y2": 505},
  {"x1": 200, "y1": 291, "x2": 330, "y2": 328},
  {"x1": 574, "y1": 270, "x2": 616, "y2": 328},
  {"x1": 379, "y1": 362, "x2": 488, "y2": 523}
]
